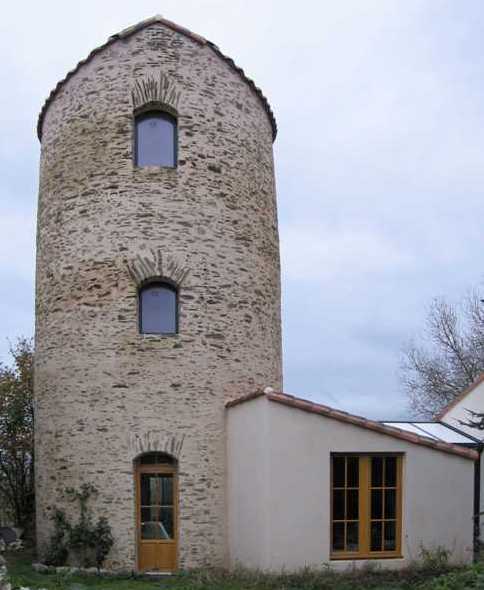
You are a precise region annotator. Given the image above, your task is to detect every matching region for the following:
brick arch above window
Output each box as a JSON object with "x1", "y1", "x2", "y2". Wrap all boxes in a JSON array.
[{"x1": 126, "y1": 249, "x2": 189, "y2": 288}]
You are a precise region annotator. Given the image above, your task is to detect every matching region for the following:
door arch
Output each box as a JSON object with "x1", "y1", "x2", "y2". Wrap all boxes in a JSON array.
[{"x1": 135, "y1": 452, "x2": 178, "y2": 572}]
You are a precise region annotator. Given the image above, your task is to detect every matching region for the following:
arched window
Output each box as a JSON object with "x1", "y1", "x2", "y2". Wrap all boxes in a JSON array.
[
  {"x1": 135, "y1": 111, "x2": 177, "y2": 167},
  {"x1": 139, "y1": 282, "x2": 178, "y2": 335}
]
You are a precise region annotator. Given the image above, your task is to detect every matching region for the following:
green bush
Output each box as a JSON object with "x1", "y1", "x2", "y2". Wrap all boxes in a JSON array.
[
  {"x1": 43, "y1": 484, "x2": 113, "y2": 569},
  {"x1": 417, "y1": 564, "x2": 484, "y2": 589},
  {"x1": 418, "y1": 545, "x2": 451, "y2": 572},
  {"x1": 44, "y1": 509, "x2": 70, "y2": 567}
]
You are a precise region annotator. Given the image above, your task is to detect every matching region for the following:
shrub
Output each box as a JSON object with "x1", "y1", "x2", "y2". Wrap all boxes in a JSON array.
[
  {"x1": 419, "y1": 545, "x2": 451, "y2": 571},
  {"x1": 44, "y1": 509, "x2": 70, "y2": 567},
  {"x1": 43, "y1": 484, "x2": 113, "y2": 569}
]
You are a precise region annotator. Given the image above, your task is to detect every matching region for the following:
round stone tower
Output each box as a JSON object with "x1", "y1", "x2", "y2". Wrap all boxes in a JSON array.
[{"x1": 34, "y1": 16, "x2": 281, "y2": 570}]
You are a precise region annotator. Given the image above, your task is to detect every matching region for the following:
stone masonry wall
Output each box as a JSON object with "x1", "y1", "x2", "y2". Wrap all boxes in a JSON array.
[{"x1": 34, "y1": 21, "x2": 282, "y2": 570}]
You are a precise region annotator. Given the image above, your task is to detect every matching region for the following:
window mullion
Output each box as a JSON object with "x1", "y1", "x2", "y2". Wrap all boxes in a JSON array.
[{"x1": 359, "y1": 456, "x2": 369, "y2": 555}]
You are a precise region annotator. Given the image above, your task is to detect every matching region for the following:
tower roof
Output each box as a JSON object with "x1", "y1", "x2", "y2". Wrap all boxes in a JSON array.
[{"x1": 36, "y1": 15, "x2": 277, "y2": 141}]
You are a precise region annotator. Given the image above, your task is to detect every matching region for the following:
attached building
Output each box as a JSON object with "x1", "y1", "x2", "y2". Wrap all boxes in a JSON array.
[{"x1": 227, "y1": 390, "x2": 478, "y2": 570}]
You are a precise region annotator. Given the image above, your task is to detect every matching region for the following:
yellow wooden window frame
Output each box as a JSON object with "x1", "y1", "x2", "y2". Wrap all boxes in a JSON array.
[{"x1": 330, "y1": 454, "x2": 403, "y2": 560}]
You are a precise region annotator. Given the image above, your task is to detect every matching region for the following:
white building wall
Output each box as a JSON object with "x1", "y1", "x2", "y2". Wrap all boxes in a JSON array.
[
  {"x1": 227, "y1": 396, "x2": 475, "y2": 572},
  {"x1": 226, "y1": 396, "x2": 271, "y2": 569},
  {"x1": 440, "y1": 379, "x2": 484, "y2": 439},
  {"x1": 440, "y1": 378, "x2": 484, "y2": 539}
]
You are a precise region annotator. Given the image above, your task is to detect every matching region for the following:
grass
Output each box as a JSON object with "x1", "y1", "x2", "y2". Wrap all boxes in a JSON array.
[{"x1": 5, "y1": 549, "x2": 484, "y2": 590}]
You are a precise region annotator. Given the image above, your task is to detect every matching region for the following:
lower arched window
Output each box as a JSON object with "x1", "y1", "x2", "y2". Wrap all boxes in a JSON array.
[{"x1": 139, "y1": 282, "x2": 178, "y2": 335}]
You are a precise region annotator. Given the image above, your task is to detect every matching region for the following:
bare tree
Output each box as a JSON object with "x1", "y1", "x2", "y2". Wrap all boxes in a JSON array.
[{"x1": 401, "y1": 291, "x2": 484, "y2": 418}]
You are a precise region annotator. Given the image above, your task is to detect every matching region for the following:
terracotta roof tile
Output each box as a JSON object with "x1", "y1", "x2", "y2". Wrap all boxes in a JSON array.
[
  {"x1": 226, "y1": 390, "x2": 479, "y2": 461},
  {"x1": 37, "y1": 15, "x2": 277, "y2": 141}
]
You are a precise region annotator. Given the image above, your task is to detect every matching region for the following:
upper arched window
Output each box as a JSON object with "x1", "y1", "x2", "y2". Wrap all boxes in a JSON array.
[
  {"x1": 139, "y1": 282, "x2": 178, "y2": 335},
  {"x1": 135, "y1": 111, "x2": 177, "y2": 168}
]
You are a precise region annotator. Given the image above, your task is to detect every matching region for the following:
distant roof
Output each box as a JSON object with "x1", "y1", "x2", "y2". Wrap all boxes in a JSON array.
[
  {"x1": 383, "y1": 421, "x2": 480, "y2": 446},
  {"x1": 226, "y1": 390, "x2": 479, "y2": 460},
  {"x1": 37, "y1": 15, "x2": 277, "y2": 141},
  {"x1": 435, "y1": 373, "x2": 484, "y2": 421}
]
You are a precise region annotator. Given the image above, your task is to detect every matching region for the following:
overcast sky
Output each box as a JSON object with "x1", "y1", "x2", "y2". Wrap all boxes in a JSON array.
[{"x1": 1, "y1": 0, "x2": 483, "y2": 419}]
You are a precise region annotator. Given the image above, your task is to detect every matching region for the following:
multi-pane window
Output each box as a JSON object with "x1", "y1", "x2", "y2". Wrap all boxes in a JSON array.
[
  {"x1": 139, "y1": 282, "x2": 178, "y2": 335},
  {"x1": 331, "y1": 454, "x2": 402, "y2": 559},
  {"x1": 370, "y1": 456, "x2": 399, "y2": 552},
  {"x1": 135, "y1": 111, "x2": 177, "y2": 167}
]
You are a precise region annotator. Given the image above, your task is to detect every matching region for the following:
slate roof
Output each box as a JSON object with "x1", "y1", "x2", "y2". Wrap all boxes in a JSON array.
[
  {"x1": 37, "y1": 15, "x2": 277, "y2": 141},
  {"x1": 226, "y1": 390, "x2": 479, "y2": 460}
]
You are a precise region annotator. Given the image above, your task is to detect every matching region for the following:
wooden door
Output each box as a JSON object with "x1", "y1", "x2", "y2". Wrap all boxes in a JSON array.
[{"x1": 136, "y1": 464, "x2": 177, "y2": 572}]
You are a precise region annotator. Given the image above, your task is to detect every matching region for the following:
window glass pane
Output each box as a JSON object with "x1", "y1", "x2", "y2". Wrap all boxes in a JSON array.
[
  {"x1": 332, "y1": 522, "x2": 345, "y2": 551},
  {"x1": 385, "y1": 457, "x2": 397, "y2": 487},
  {"x1": 333, "y1": 490, "x2": 345, "y2": 520},
  {"x1": 347, "y1": 457, "x2": 359, "y2": 487},
  {"x1": 333, "y1": 457, "x2": 345, "y2": 487},
  {"x1": 384, "y1": 521, "x2": 396, "y2": 551},
  {"x1": 140, "y1": 284, "x2": 177, "y2": 334},
  {"x1": 370, "y1": 521, "x2": 383, "y2": 552},
  {"x1": 371, "y1": 457, "x2": 383, "y2": 487},
  {"x1": 346, "y1": 522, "x2": 359, "y2": 552},
  {"x1": 385, "y1": 489, "x2": 396, "y2": 520},
  {"x1": 371, "y1": 489, "x2": 383, "y2": 519},
  {"x1": 136, "y1": 113, "x2": 176, "y2": 167},
  {"x1": 347, "y1": 490, "x2": 359, "y2": 520}
]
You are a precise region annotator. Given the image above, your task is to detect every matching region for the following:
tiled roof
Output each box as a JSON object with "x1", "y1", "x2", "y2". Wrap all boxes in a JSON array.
[
  {"x1": 37, "y1": 15, "x2": 277, "y2": 141},
  {"x1": 226, "y1": 390, "x2": 479, "y2": 460},
  {"x1": 435, "y1": 373, "x2": 484, "y2": 421}
]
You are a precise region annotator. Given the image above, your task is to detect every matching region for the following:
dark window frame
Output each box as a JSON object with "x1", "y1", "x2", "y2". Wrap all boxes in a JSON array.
[
  {"x1": 133, "y1": 104, "x2": 178, "y2": 168},
  {"x1": 138, "y1": 279, "x2": 179, "y2": 336}
]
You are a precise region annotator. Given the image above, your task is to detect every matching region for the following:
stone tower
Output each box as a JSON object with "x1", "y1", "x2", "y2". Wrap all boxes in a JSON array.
[{"x1": 34, "y1": 16, "x2": 281, "y2": 570}]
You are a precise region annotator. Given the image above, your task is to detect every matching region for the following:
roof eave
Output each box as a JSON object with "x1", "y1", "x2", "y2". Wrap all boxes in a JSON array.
[{"x1": 226, "y1": 390, "x2": 479, "y2": 461}]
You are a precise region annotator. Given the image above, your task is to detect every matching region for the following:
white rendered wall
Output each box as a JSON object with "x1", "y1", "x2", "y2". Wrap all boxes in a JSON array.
[
  {"x1": 440, "y1": 379, "x2": 484, "y2": 539},
  {"x1": 227, "y1": 397, "x2": 475, "y2": 572}
]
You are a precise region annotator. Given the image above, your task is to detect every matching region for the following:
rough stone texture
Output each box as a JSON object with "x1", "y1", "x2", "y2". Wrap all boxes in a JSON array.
[{"x1": 34, "y1": 20, "x2": 282, "y2": 570}]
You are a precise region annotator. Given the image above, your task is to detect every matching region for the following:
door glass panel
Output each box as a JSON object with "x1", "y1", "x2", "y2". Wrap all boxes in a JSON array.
[
  {"x1": 140, "y1": 473, "x2": 174, "y2": 540},
  {"x1": 161, "y1": 477, "x2": 173, "y2": 505}
]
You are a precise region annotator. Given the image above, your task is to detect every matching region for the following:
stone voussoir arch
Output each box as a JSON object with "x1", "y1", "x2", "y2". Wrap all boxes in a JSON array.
[
  {"x1": 131, "y1": 69, "x2": 181, "y2": 116},
  {"x1": 126, "y1": 249, "x2": 189, "y2": 288},
  {"x1": 129, "y1": 430, "x2": 185, "y2": 460}
]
